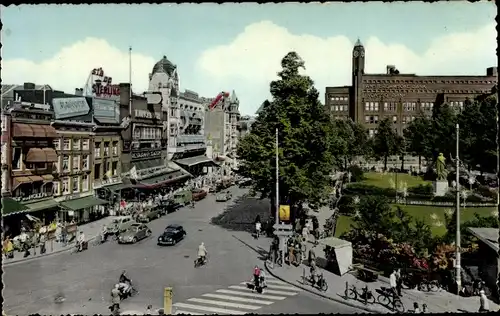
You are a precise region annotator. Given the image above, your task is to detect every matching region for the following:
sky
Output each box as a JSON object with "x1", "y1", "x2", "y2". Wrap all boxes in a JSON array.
[{"x1": 1, "y1": 3, "x2": 497, "y2": 115}]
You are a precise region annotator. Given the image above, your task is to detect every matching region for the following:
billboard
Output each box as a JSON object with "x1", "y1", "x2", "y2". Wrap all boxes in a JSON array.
[
  {"x1": 93, "y1": 98, "x2": 120, "y2": 123},
  {"x1": 52, "y1": 97, "x2": 90, "y2": 119}
]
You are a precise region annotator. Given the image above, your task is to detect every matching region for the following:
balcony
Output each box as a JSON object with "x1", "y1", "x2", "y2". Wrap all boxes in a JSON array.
[{"x1": 12, "y1": 190, "x2": 54, "y2": 202}]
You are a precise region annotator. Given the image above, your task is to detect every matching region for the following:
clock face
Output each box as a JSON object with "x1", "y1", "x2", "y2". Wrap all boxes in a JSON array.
[
  {"x1": 353, "y1": 50, "x2": 359, "y2": 58},
  {"x1": 361, "y1": 51, "x2": 365, "y2": 57}
]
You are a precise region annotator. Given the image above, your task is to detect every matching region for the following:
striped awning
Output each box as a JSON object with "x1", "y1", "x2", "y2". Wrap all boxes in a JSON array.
[
  {"x1": 12, "y1": 176, "x2": 43, "y2": 190},
  {"x1": 41, "y1": 174, "x2": 54, "y2": 182},
  {"x1": 12, "y1": 123, "x2": 58, "y2": 138},
  {"x1": 25, "y1": 148, "x2": 58, "y2": 162}
]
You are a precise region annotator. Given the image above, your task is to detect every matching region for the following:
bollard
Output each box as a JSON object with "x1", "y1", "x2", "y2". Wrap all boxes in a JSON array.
[
  {"x1": 364, "y1": 285, "x2": 368, "y2": 305},
  {"x1": 302, "y1": 267, "x2": 306, "y2": 284},
  {"x1": 50, "y1": 239, "x2": 54, "y2": 252},
  {"x1": 163, "y1": 287, "x2": 173, "y2": 315},
  {"x1": 345, "y1": 281, "x2": 349, "y2": 299}
]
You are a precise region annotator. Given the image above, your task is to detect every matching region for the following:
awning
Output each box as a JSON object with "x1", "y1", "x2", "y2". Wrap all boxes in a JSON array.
[
  {"x1": 174, "y1": 155, "x2": 218, "y2": 167},
  {"x1": 12, "y1": 176, "x2": 43, "y2": 189},
  {"x1": 25, "y1": 148, "x2": 58, "y2": 162},
  {"x1": 23, "y1": 199, "x2": 59, "y2": 212},
  {"x1": 12, "y1": 123, "x2": 58, "y2": 138},
  {"x1": 133, "y1": 158, "x2": 163, "y2": 171},
  {"x1": 59, "y1": 196, "x2": 109, "y2": 211},
  {"x1": 42, "y1": 174, "x2": 54, "y2": 182},
  {"x1": 135, "y1": 171, "x2": 191, "y2": 189},
  {"x1": 1, "y1": 197, "x2": 29, "y2": 216},
  {"x1": 103, "y1": 183, "x2": 134, "y2": 192}
]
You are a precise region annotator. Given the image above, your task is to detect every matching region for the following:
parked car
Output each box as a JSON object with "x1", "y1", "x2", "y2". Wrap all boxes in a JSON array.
[
  {"x1": 137, "y1": 207, "x2": 161, "y2": 223},
  {"x1": 157, "y1": 224, "x2": 186, "y2": 246},
  {"x1": 192, "y1": 189, "x2": 207, "y2": 201},
  {"x1": 216, "y1": 191, "x2": 232, "y2": 202},
  {"x1": 106, "y1": 216, "x2": 136, "y2": 235},
  {"x1": 118, "y1": 223, "x2": 151, "y2": 244},
  {"x1": 173, "y1": 190, "x2": 192, "y2": 207}
]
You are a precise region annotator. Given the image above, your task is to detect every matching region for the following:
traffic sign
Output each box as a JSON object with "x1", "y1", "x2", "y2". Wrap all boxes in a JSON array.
[
  {"x1": 279, "y1": 205, "x2": 290, "y2": 221},
  {"x1": 273, "y1": 223, "x2": 293, "y2": 231}
]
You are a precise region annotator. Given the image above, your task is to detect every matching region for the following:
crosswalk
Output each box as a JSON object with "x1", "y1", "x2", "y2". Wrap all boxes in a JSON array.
[{"x1": 173, "y1": 277, "x2": 301, "y2": 315}]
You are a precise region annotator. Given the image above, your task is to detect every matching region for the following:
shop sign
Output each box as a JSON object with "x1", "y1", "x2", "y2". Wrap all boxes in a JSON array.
[
  {"x1": 52, "y1": 97, "x2": 90, "y2": 119},
  {"x1": 131, "y1": 150, "x2": 161, "y2": 159},
  {"x1": 134, "y1": 109, "x2": 160, "y2": 120},
  {"x1": 93, "y1": 98, "x2": 120, "y2": 123},
  {"x1": 90, "y1": 67, "x2": 120, "y2": 98}
]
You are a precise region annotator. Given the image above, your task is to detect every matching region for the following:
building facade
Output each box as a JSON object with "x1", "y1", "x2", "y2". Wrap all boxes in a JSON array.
[
  {"x1": 1, "y1": 102, "x2": 59, "y2": 233},
  {"x1": 51, "y1": 96, "x2": 108, "y2": 223},
  {"x1": 119, "y1": 83, "x2": 190, "y2": 192},
  {"x1": 204, "y1": 91, "x2": 241, "y2": 172},
  {"x1": 239, "y1": 115, "x2": 256, "y2": 139},
  {"x1": 325, "y1": 40, "x2": 498, "y2": 136}
]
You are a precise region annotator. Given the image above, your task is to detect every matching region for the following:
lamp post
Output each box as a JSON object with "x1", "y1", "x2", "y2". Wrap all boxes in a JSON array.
[{"x1": 455, "y1": 123, "x2": 461, "y2": 295}]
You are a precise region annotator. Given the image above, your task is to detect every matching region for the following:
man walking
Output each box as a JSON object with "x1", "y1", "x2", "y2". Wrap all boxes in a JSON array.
[
  {"x1": 390, "y1": 269, "x2": 398, "y2": 297},
  {"x1": 110, "y1": 284, "x2": 121, "y2": 314}
]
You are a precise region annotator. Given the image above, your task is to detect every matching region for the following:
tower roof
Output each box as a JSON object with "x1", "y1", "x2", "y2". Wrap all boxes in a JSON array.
[
  {"x1": 354, "y1": 38, "x2": 364, "y2": 48},
  {"x1": 230, "y1": 90, "x2": 238, "y2": 103},
  {"x1": 152, "y1": 55, "x2": 176, "y2": 76}
]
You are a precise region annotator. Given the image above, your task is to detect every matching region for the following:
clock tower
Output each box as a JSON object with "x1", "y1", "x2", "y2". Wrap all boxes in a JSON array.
[{"x1": 352, "y1": 39, "x2": 365, "y2": 122}]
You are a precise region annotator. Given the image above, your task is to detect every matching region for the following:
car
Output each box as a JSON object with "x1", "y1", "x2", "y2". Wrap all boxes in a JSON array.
[
  {"x1": 216, "y1": 191, "x2": 232, "y2": 202},
  {"x1": 157, "y1": 224, "x2": 186, "y2": 246},
  {"x1": 137, "y1": 207, "x2": 161, "y2": 223},
  {"x1": 118, "y1": 223, "x2": 151, "y2": 244},
  {"x1": 192, "y1": 189, "x2": 207, "y2": 201},
  {"x1": 107, "y1": 216, "x2": 136, "y2": 235}
]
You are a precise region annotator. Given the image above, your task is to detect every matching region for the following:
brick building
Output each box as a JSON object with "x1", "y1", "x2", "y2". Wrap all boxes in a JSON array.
[{"x1": 325, "y1": 39, "x2": 498, "y2": 136}]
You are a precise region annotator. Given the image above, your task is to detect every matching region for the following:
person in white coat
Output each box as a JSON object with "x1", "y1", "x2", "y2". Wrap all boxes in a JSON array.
[
  {"x1": 479, "y1": 289, "x2": 489, "y2": 312},
  {"x1": 389, "y1": 270, "x2": 397, "y2": 297}
]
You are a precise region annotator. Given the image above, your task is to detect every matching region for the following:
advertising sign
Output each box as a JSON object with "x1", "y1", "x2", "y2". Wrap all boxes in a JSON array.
[
  {"x1": 88, "y1": 67, "x2": 120, "y2": 99},
  {"x1": 279, "y1": 205, "x2": 290, "y2": 221},
  {"x1": 93, "y1": 98, "x2": 120, "y2": 123},
  {"x1": 52, "y1": 97, "x2": 90, "y2": 119},
  {"x1": 131, "y1": 150, "x2": 162, "y2": 160}
]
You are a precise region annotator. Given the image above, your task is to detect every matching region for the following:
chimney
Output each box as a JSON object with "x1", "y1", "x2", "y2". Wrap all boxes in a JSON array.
[
  {"x1": 486, "y1": 67, "x2": 498, "y2": 77},
  {"x1": 119, "y1": 83, "x2": 131, "y2": 106},
  {"x1": 24, "y1": 82, "x2": 35, "y2": 90},
  {"x1": 386, "y1": 65, "x2": 396, "y2": 75}
]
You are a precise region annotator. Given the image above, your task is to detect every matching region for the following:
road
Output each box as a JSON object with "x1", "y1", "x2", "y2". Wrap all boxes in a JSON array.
[{"x1": 3, "y1": 186, "x2": 364, "y2": 315}]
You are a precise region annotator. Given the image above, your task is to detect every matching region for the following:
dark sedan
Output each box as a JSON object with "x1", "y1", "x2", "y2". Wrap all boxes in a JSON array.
[{"x1": 157, "y1": 224, "x2": 186, "y2": 246}]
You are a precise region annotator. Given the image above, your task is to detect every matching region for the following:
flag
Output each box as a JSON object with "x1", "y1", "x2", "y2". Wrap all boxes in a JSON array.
[{"x1": 130, "y1": 166, "x2": 138, "y2": 180}]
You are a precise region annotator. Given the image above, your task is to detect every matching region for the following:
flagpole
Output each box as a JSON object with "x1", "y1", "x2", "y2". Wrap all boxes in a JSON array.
[{"x1": 129, "y1": 46, "x2": 132, "y2": 115}]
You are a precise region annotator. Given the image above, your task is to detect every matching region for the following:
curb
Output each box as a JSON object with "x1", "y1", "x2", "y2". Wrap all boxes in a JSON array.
[
  {"x1": 264, "y1": 261, "x2": 384, "y2": 314},
  {"x1": 3, "y1": 235, "x2": 98, "y2": 267}
]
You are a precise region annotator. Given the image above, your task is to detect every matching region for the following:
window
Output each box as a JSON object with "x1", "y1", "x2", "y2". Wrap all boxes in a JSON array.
[
  {"x1": 62, "y1": 155, "x2": 69, "y2": 171},
  {"x1": 335, "y1": 106, "x2": 339, "y2": 111},
  {"x1": 72, "y1": 139, "x2": 81, "y2": 150},
  {"x1": 104, "y1": 142, "x2": 110, "y2": 156},
  {"x1": 374, "y1": 102, "x2": 379, "y2": 111},
  {"x1": 133, "y1": 127, "x2": 141, "y2": 139},
  {"x1": 82, "y1": 139, "x2": 90, "y2": 150},
  {"x1": 82, "y1": 175, "x2": 89, "y2": 192},
  {"x1": 94, "y1": 143, "x2": 101, "y2": 158},
  {"x1": 112, "y1": 161, "x2": 118, "y2": 176},
  {"x1": 63, "y1": 139, "x2": 70, "y2": 150},
  {"x1": 330, "y1": 106, "x2": 335, "y2": 112},
  {"x1": 368, "y1": 129, "x2": 376, "y2": 137},
  {"x1": 53, "y1": 139, "x2": 61, "y2": 150},
  {"x1": 366, "y1": 115, "x2": 378, "y2": 124},
  {"x1": 62, "y1": 178, "x2": 70, "y2": 194},
  {"x1": 12, "y1": 147, "x2": 22, "y2": 170},
  {"x1": 94, "y1": 164, "x2": 101, "y2": 180},
  {"x1": 112, "y1": 142, "x2": 118, "y2": 156},
  {"x1": 82, "y1": 155, "x2": 89, "y2": 170},
  {"x1": 72, "y1": 156, "x2": 80, "y2": 171},
  {"x1": 393, "y1": 115, "x2": 398, "y2": 123},
  {"x1": 403, "y1": 102, "x2": 417, "y2": 112},
  {"x1": 365, "y1": 115, "x2": 370, "y2": 123},
  {"x1": 53, "y1": 182, "x2": 60, "y2": 196},
  {"x1": 365, "y1": 102, "x2": 370, "y2": 111},
  {"x1": 373, "y1": 115, "x2": 379, "y2": 124},
  {"x1": 72, "y1": 176, "x2": 79, "y2": 193}
]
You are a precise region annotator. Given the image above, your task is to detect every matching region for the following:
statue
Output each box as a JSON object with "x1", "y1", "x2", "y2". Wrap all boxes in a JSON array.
[{"x1": 435, "y1": 153, "x2": 448, "y2": 181}]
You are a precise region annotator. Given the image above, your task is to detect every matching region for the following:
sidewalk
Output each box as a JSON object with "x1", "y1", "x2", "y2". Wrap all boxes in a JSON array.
[
  {"x1": 3, "y1": 216, "x2": 115, "y2": 266},
  {"x1": 265, "y1": 260, "x2": 499, "y2": 313}
]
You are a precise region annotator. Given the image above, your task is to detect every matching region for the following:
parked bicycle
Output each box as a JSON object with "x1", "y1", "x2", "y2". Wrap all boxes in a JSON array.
[
  {"x1": 303, "y1": 272, "x2": 328, "y2": 292},
  {"x1": 376, "y1": 287, "x2": 405, "y2": 313},
  {"x1": 345, "y1": 283, "x2": 375, "y2": 304}
]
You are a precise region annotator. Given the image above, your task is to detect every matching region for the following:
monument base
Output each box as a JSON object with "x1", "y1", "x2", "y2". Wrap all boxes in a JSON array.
[{"x1": 433, "y1": 180, "x2": 449, "y2": 197}]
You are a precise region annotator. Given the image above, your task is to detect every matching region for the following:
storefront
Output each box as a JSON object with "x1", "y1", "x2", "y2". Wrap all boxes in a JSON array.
[{"x1": 58, "y1": 195, "x2": 109, "y2": 224}]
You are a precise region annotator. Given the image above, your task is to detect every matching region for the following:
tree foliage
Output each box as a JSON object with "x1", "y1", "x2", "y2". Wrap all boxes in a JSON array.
[
  {"x1": 372, "y1": 117, "x2": 400, "y2": 170},
  {"x1": 236, "y1": 52, "x2": 334, "y2": 211}
]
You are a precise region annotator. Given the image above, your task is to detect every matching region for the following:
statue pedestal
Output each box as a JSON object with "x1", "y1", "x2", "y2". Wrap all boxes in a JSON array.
[{"x1": 433, "y1": 180, "x2": 449, "y2": 197}]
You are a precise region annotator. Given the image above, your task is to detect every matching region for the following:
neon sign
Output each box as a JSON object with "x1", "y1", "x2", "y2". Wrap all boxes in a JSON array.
[{"x1": 90, "y1": 67, "x2": 120, "y2": 98}]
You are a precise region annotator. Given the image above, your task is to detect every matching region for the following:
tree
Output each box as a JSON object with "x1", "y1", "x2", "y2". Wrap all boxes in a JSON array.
[
  {"x1": 404, "y1": 116, "x2": 433, "y2": 168},
  {"x1": 371, "y1": 117, "x2": 400, "y2": 170},
  {"x1": 430, "y1": 103, "x2": 457, "y2": 161},
  {"x1": 236, "y1": 52, "x2": 335, "y2": 217},
  {"x1": 330, "y1": 119, "x2": 368, "y2": 170},
  {"x1": 471, "y1": 95, "x2": 497, "y2": 173}
]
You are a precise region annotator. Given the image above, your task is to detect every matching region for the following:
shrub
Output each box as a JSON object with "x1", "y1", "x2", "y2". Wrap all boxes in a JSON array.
[
  {"x1": 408, "y1": 184, "x2": 433, "y2": 195},
  {"x1": 337, "y1": 195, "x2": 357, "y2": 216},
  {"x1": 344, "y1": 183, "x2": 397, "y2": 197},
  {"x1": 346, "y1": 164, "x2": 364, "y2": 182},
  {"x1": 475, "y1": 185, "x2": 497, "y2": 200}
]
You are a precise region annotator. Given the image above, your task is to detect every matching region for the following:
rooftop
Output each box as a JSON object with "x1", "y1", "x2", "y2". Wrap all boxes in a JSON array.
[{"x1": 467, "y1": 227, "x2": 499, "y2": 253}]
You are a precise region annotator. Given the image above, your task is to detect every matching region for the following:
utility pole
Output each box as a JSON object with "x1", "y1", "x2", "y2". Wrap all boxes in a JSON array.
[
  {"x1": 129, "y1": 46, "x2": 132, "y2": 115},
  {"x1": 455, "y1": 123, "x2": 461, "y2": 295}
]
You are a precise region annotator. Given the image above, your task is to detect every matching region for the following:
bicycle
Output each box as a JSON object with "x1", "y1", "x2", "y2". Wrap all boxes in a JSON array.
[
  {"x1": 345, "y1": 284, "x2": 375, "y2": 304},
  {"x1": 376, "y1": 287, "x2": 405, "y2": 313},
  {"x1": 266, "y1": 250, "x2": 276, "y2": 269}
]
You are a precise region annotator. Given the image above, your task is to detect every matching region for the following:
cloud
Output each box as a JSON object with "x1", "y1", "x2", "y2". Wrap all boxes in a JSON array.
[
  {"x1": 2, "y1": 38, "x2": 156, "y2": 95},
  {"x1": 197, "y1": 20, "x2": 497, "y2": 115}
]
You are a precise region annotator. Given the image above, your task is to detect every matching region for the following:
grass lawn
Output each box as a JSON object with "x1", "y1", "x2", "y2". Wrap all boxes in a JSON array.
[
  {"x1": 360, "y1": 172, "x2": 430, "y2": 189},
  {"x1": 334, "y1": 205, "x2": 497, "y2": 238}
]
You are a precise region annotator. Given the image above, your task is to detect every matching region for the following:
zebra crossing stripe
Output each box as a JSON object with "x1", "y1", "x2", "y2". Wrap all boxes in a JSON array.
[
  {"x1": 187, "y1": 297, "x2": 261, "y2": 310},
  {"x1": 173, "y1": 311, "x2": 202, "y2": 315},
  {"x1": 216, "y1": 289, "x2": 287, "y2": 300},
  {"x1": 202, "y1": 293, "x2": 274, "y2": 305},
  {"x1": 265, "y1": 279, "x2": 289, "y2": 285},
  {"x1": 229, "y1": 285, "x2": 299, "y2": 296},
  {"x1": 173, "y1": 302, "x2": 246, "y2": 315},
  {"x1": 263, "y1": 283, "x2": 299, "y2": 291}
]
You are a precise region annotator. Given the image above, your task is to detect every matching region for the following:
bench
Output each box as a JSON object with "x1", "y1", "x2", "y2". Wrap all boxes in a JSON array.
[{"x1": 351, "y1": 263, "x2": 382, "y2": 282}]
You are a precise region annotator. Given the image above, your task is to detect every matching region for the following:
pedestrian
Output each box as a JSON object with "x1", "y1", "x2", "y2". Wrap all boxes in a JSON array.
[
  {"x1": 413, "y1": 302, "x2": 420, "y2": 313},
  {"x1": 395, "y1": 268, "x2": 403, "y2": 296},
  {"x1": 288, "y1": 243, "x2": 296, "y2": 265},
  {"x1": 308, "y1": 248, "x2": 316, "y2": 267},
  {"x1": 479, "y1": 289, "x2": 489, "y2": 312},
  {"x1": 39, "y1": 228, "x2": 47, "y2": 254},
  {"x1": 110, "y1": 284, "x2": 121, "y2": 313},
  {"x1": 389, "y1": 269, "x2": 397, "y2": 297}
]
